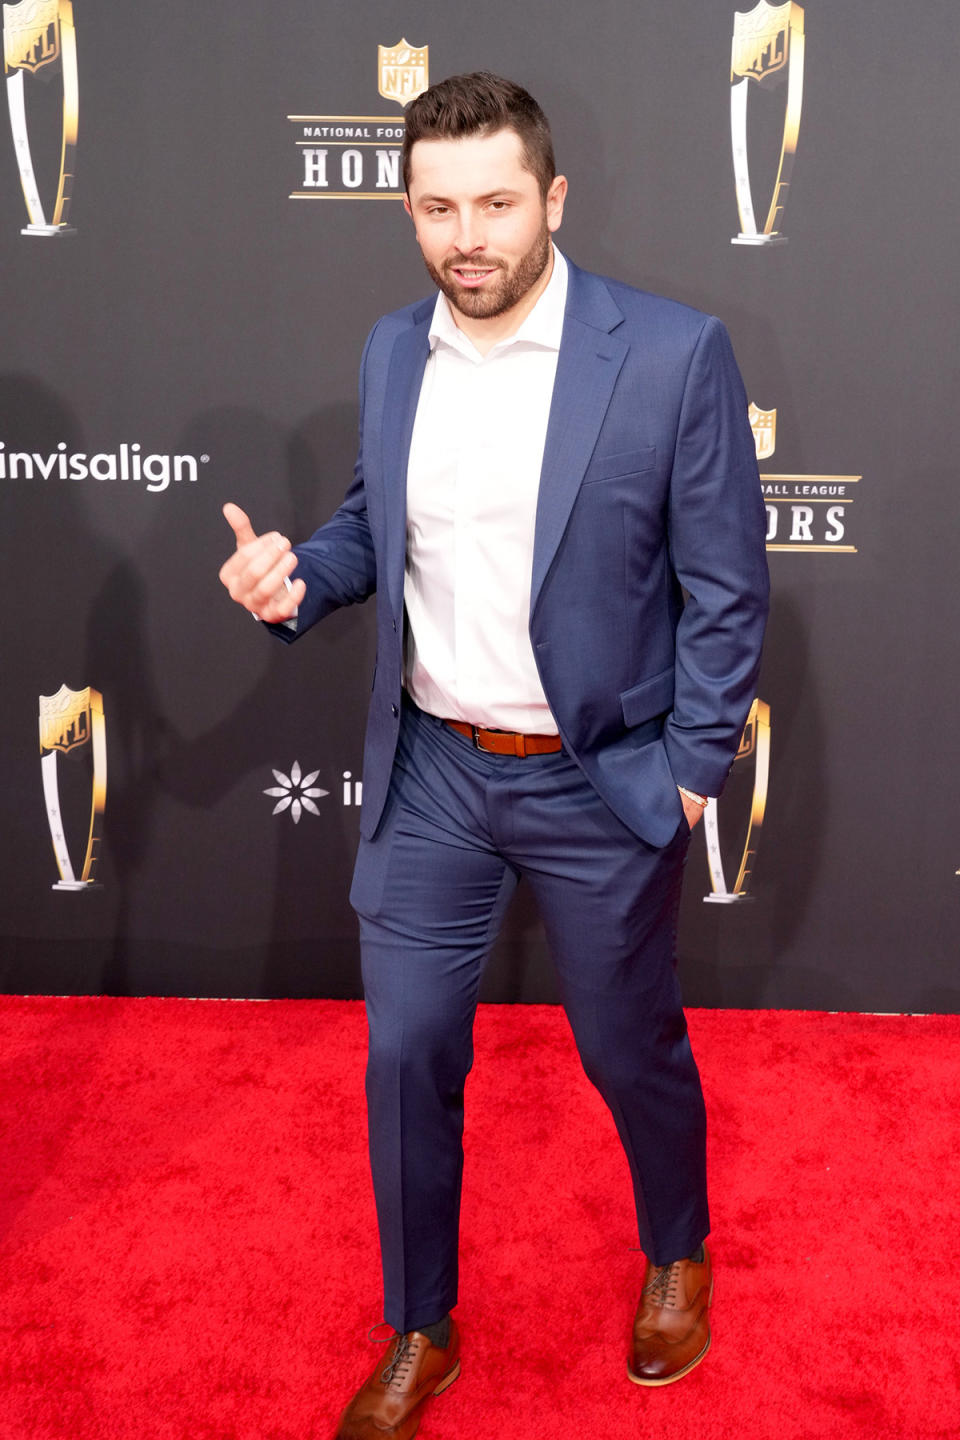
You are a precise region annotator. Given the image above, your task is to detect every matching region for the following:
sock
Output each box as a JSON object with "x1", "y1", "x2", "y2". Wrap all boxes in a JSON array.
[{"x1": 417, "y1": 1315, "x2": 451, "y2": 1349}]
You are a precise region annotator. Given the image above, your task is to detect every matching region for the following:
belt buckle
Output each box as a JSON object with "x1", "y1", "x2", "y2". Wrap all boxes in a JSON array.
[{"x1": 471, "y1": 724, "x2": 483, "y2": 750}]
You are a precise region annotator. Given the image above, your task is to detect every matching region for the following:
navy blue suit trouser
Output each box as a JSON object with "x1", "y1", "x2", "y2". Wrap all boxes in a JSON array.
[{"x1": 349, "y1": 698, "x2": 709, "y2": 1334}]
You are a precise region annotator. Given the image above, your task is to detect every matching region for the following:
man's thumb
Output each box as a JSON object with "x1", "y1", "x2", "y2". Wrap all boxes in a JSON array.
[{"x1": 223, "y1": 502, "x2": 256, "y2": 547}]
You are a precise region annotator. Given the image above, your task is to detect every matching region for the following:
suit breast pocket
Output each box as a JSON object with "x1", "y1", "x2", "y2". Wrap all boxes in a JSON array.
[{"x1": 580, "y1": 446, "x2": 656, "y2": 486}]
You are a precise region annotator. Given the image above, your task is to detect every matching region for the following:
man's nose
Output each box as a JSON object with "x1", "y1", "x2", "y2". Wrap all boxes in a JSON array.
[{"x1": 453, "y1": 212, "x2": 486, "y2": 256}]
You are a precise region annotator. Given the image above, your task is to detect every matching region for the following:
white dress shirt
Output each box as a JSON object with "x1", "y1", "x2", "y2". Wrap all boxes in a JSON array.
[{"x1": 404, "y1": 247, "x2": 568, "y2": 734}]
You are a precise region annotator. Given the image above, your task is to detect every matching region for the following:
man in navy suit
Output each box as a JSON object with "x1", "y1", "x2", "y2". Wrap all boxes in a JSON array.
[{"x1": 220, "y1": 73, "x2": 768, "y2": 1439}]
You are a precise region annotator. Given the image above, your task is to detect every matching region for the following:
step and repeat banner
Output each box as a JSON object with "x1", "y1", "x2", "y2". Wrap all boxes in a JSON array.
[{"x1": 1, "y1": 2, "x2": 956, "y2": 1010}]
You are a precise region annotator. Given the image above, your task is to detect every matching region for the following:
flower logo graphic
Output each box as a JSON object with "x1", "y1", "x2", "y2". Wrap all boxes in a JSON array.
[{"x1": 263, "y1": 761, "x2": 329, "y2": 824}]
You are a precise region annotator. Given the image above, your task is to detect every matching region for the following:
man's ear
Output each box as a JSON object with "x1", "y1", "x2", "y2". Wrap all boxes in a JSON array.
[
  {"x1": 546, "y1": 175, "x2": 568, "y2": 234},
  {"x1": 403, "y1": 194, "x2": 413, "y2": 219}
]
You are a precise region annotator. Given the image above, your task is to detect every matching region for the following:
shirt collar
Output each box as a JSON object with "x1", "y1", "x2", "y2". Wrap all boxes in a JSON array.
[{"x1": 427, "y1": 246, "x2": 568, "y2": 360}]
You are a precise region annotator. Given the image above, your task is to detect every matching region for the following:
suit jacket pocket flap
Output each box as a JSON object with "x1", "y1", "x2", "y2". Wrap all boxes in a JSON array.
[
  {"x1": 620, "y1": 666, "x2": 675, "y2": 728},
  {"x1": 582, "y1": 446, "x2": 656, "y2": 485}
]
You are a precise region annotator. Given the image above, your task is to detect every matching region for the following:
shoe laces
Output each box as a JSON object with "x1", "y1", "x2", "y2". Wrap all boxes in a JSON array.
[
  {"x1": 378, "y1": 1331, "x2": 418, "y2": 1388},
  {"x1": 644, "y1": 1261, "x2": 680, "y2": 1306}
]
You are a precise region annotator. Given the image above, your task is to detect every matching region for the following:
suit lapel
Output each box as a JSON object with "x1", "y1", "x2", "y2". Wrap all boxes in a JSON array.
[
  {"x1": 378, "y1": 267, "x2": 627, "y2": 623},
  {"x1": 381, "y1": 307, "x2": 432, "y2": 618},
  {"x1": 530, "y1": 264, "x2": 628, "y2": 617}
]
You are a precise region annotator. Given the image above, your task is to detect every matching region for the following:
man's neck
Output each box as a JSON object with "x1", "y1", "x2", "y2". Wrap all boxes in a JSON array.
[{"x1": 449, "y1": 247, "x2": 555, "y2": 357}]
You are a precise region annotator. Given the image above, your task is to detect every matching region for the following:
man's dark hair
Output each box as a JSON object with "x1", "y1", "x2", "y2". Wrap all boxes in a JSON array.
[{"x1": 402, "y1": 72, "x2": 556, "y2": 199}]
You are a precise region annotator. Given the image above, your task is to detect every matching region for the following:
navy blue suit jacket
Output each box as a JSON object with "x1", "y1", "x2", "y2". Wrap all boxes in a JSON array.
[{"x1": 276, "y1": 260, "x2": 769, "y2": 849}]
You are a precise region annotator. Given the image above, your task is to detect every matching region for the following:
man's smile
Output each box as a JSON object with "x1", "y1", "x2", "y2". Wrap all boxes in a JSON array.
[{"x1": 445, "y1": 257, "x2": 504, "y2": 287}]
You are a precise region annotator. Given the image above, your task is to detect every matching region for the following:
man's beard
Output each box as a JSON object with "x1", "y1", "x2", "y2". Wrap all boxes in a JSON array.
[{"x1": 424, "y1": 221, "x2": 551, "y2": 320}]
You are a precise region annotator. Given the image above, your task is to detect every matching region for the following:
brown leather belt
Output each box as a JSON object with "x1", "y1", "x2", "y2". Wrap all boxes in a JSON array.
[{"x1": 443, "y1": 719, "x2": 563, "y2": 758}]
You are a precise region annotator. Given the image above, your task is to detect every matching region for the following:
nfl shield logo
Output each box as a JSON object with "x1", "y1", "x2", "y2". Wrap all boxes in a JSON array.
[
  {"x1": 736, "y1": 698, "x2": 761, "y2": 761},
  {"x1": 377, "y1": 39, "x2": 429, "y2": 105},
  {"x1": 39, "y1": 683, "x2": 93, "y2": 755},
  {"x1": 3, "y1": 0, "x2": 61, "y2": 76},
  {"x1": 731, "y1": 0, "x2": 796, "y2": 87},
  {"x1": 748, "y1": 403, "x2": 777, "y2": 461}
]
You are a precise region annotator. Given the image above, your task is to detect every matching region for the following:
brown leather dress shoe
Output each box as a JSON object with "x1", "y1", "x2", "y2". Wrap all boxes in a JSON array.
[
  {"x1": 334, "y1": 1321, "x2": 461, "y2": 1439},
  {"x1": 628, "y1": 1245, "x2": 713, "y2": 1386}
]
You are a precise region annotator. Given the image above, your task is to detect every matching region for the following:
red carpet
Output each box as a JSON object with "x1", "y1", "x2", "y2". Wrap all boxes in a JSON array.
[{"x1": 1, "y1": 998, "x2": 958, "y2": 1439}]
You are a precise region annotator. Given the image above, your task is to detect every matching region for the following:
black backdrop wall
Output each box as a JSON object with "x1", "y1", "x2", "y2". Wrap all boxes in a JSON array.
[{"x1": 1, "y1": 2, "x2": 956, "y2": 1010}]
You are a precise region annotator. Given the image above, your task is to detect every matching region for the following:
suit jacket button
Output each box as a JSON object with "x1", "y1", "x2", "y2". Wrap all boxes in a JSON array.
[{"x1": 391, "y1": 703, "x2": 399, "y2": 717}]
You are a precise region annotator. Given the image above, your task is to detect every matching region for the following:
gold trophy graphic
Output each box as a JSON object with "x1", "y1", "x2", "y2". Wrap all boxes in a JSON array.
[
  {"x1": 3, "y1": 0, "x2": 77, "y2": 235},
  {"x1": 730, "y1": 0, "x2": 804, "y2": 246},
  {"x1": 39, "y1": 684, "x2": 106, "y2": 889},
  {"x1": 703, "y1": 698, "x2": 770, "y2": 903}
]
